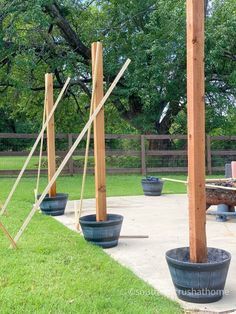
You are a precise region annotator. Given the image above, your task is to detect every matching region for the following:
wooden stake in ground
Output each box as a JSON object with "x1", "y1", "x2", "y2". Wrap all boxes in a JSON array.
[
  {"x1": 92, "y1": 42, "x2": 107, "y2": 221},
  {"x1": 0, "y1": 221, "x2": 17, "y2": 248},
  {"x1": 76, "y1": 43, "x2": 100, "y2": 228},
  {"x1": 0, "y1": 78, "x2": 70, "y2": 216},
  {"x1": 13, "y1": 59, "x2": 131, "y2": 245},
  {"x1": 187, "y1": 0, "x2": 207, "y2": 263},
  {"x1": 34, "y1": 99, "x2": 46, "y2": 204},
  {"x1": 45, "y1": 74, "x2": 57, "y2": 197}
]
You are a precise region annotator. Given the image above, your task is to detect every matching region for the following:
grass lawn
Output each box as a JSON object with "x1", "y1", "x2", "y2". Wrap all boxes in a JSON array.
[
  {"x1": 0, "y1": 155, "x2": 141, "y2": 170},
  {"x1": 0, "y1": 173, "x2": 223, "y2": 313},
  {"x1": 0, "y1": 156, "x2": 48, "y2": 171}
]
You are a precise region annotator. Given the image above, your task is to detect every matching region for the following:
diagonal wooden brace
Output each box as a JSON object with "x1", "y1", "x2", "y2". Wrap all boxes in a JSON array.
[{"x1": 13, "y1": 59, "x2": 131, "y2": 245}]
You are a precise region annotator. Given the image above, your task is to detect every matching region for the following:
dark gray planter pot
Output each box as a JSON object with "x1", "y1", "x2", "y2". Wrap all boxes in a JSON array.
[
  {"x1": 38, "y1": 193, "x2": 68, "y2": 216},
  {"x1": 79, "y1": 214, "x2": 123, "y2": 248},
  {"x1": 216, "y1": 204, "x2": 229, "y2": 222},
  {"x1": 141, "y1": 178, "x2": 164, "y2": 196},
  {"x1": 166, "y1": 247, "x2": 231, "y2": 303}
]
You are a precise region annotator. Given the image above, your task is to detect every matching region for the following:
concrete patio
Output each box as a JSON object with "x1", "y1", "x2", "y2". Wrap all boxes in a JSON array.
[{"x1": 54, "y1": 194, "x2": 236, "y2": 313}]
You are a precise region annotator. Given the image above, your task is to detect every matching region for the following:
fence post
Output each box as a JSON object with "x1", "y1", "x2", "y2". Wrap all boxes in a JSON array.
[
  {"x1": 206, "y1": 135, "x2": 212, "y2": 175},
  {"x1": 141, "y1": 135, "x2": 146, "y2": 176},
  {"x1": 68, "y1": 133, "x2": 74, "y2": 175}
]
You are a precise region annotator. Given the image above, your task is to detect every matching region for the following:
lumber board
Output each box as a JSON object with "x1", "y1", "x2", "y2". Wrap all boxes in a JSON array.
[{"x1": 187, "y1": 0, "x2": 207, "y2": 262}]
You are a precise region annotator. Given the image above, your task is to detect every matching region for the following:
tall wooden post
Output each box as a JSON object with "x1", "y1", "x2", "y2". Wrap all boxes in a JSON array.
[
  {"x1": 45, "y1": 73, "x2": 57, "y2": 197},
  {"x1": 187, "y1": 0, "x2": 207, "y2": 262},
  {"x1": 92, "y1": 42, "x2": 107, "y2": 221}
]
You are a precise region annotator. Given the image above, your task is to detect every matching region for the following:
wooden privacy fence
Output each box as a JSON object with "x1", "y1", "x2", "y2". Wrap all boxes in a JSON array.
[{"x1": 0, "y1": 133, "x2": 235, "y2": 176}]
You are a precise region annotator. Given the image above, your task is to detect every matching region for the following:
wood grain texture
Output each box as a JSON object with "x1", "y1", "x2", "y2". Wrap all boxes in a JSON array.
[
  {"x1": 187, "y1": 0, "x2": 207, "y2": 262},
  {"x1": 13, "y1": 58, "x2": 130, "y2": 243},
  {"x1": 92, "y1": 42, "x2": 107, "y2": 221},
  {"x1": 0, "y1": 78, "x2": 71, "y2": 217},
  {"x1": 45, "y1": 74, "x2": 57, "y2": 197}
]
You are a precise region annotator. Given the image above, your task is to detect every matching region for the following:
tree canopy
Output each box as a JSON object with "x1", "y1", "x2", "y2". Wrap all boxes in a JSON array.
[{"x1": 0, "y1": 0, "x2": 235, "y2": 135}]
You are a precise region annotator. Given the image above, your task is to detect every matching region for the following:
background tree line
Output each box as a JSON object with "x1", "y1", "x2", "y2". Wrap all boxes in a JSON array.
[{"x1": 0, "y1": 0, "x2": 235, "y2": 139}]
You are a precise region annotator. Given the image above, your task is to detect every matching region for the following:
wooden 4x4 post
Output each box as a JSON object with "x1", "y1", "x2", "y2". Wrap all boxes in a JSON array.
[{"x1": 92, "y1": 42, "x2": 107, "y2": 222}]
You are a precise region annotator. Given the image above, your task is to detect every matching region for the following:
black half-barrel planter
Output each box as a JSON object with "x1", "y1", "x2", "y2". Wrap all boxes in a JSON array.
[
  {"x1": 79, "y1": 214, "x2": 123, "y2": 248},
  {"x1": 38, "y1": 193, "x2": 68, "y2": 216},
  {"x1": 166, "y1": 247, "x2": 231, "y2": 303},
  {"x1": 141, "y1": 176, "x2": 164, "y2": 196}
]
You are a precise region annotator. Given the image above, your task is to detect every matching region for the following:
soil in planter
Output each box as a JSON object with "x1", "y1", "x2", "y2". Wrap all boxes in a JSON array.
[
  {"x1": 170, "y1": 247, "x2": 230, "y2": 263},
  {"x1": 166, "y1": 247, "x2": 231, "y2": 303}
]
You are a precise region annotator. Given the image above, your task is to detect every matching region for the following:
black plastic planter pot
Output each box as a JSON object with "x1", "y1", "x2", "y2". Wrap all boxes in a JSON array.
[
  {"x1": 38, "y1": 193, "x2": 68, "y2": 216},
  {"x1": 79, "y1": 214, "x2": 123, "y2": 248},
  {"x1": 166, "y1": 247, "x2": 231, "y2": 303},
  {"x1": 141, "y1": 177, "x2": 164, "y2": 196}
]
